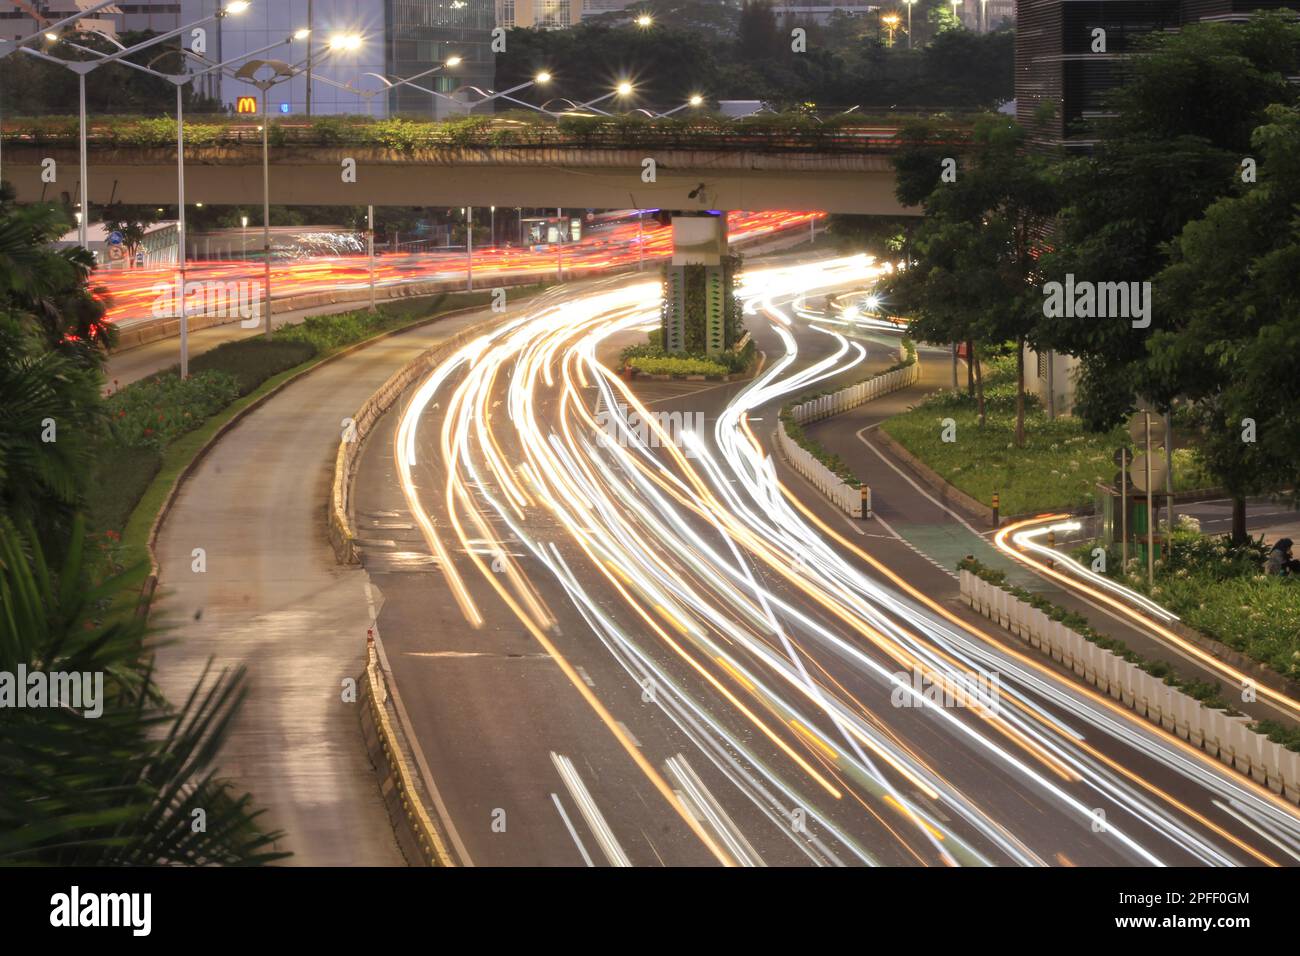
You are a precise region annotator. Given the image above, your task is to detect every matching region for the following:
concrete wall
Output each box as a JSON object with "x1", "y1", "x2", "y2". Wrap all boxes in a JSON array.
[{"x1": 3, "y1": 144, "x2": 917, "y2": 215}]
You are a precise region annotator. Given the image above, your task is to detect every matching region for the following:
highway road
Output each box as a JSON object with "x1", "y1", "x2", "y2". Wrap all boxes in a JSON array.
[
  {"x1": 349, "y1": 254, "x2": 1300, "y2": 867},
  {"x1": 92, "y1": 210, "x2": 819, "y2": 326}
]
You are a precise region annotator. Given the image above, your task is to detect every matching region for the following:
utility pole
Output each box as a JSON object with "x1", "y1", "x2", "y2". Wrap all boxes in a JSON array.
[
  {"x1": 367, "y1": 204, "x2": 376, "y2": 311},
  {"x1": 304, "y1": 0, "x2": 314, "y2": 117},
  {"x1": 466, "y1": 206, "x2": 473, "y2": 291}
]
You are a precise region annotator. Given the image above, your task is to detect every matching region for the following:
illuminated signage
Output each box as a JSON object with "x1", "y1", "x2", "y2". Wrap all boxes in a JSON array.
[{"x1": 236, "y1": 96, "x2": 258, "y2": 115}]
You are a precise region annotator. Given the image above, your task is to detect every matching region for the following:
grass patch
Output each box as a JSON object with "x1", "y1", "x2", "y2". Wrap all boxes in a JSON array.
[
  {"x1": 620, "y1": 329, "x2": 755, "y2": 379},
  {"x1": 1081, "y1": 530, "x2": 1300, "y2": 680},
  {"x1": 628, "y1": 355, "x2": 731, "y2": 378},
  {"x1": 881, "y1": 354, "x2": 1213, "y2": 515}
]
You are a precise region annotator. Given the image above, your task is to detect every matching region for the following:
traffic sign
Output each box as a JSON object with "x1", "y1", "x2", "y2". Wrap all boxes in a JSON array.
[
  {"x1": 1129, "y1": 453, "x2": 1168, "y2": 493},
  {"x1": 1113, "y1": 447, "x2": 1131, "y2": 470},
  {"x1": 107, "y1": 230, "x2": 124, "y2": 246},
  {"x1": 1127, "y1": 411, "x2": 1166, "y2": 448},
  {"x1": 107, "y1": 244, "x2": 125, "y2": 261}
]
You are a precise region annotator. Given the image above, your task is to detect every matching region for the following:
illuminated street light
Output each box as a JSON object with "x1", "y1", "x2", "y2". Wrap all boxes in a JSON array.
[
  {"x1": 950, "y1": 0, "x2": 963, "y2": 27},
  {"x1": 882, "y1": 13, "x2": 900, "y2": 47},
  {"x1": 636, "y1": 14, "x2": 653, "y2": 28},
  {"x1": 16, "y1": 1, "x2": 252, "y2": 254},
  {"x1": 462, "y1": 70, "x2": 552, "y2": 113},
  {"x1": 903, "y1": 0, "x2": 917, "y2": 49},
  {"x1": 656, "y1": 93, "x2": 707, "y2": 118}
]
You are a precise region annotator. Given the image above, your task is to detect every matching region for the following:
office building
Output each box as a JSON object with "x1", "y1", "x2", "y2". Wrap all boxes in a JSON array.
[
  {"x1": 386, "y1": 0, "x2": 493, "y2": 117},
  {"x1": 498, "y1": 0, "x2": 582, "y2": 29},
  {"x1": 1016, "y1": 0, "x2": 1300, "y2": 151}
]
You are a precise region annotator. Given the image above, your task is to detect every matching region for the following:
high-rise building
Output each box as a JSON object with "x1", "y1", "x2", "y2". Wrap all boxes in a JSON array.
[
  {"x1": 579, "y1": 0, "x2": 635, "y2": 16},
  {"x1": 1016, "y1": 0, "x2": 1300, "y2": 151},
  {"x1": 386, "y1": 0, "x2": 493, "y2": 117},
  {"x1": 498, "y1": 0, "x2": 582, "y2": 29},
  {"x1": 0, "y1": 1, "x2": 120, "y2": 44},
  {"x1": 769, "y1": 1, "x2": 875, "y2": 24}
]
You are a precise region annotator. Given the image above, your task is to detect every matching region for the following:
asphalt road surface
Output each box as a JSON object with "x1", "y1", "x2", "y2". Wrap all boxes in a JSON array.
[{"x1": 349, "y1": 255, "x2": 1300, "y2": 867}]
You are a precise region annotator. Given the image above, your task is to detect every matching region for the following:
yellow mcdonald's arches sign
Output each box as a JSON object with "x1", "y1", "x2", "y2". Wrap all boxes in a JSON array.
[{"x1": 235, "y1": 96, "x2": 258, "y2": 115}]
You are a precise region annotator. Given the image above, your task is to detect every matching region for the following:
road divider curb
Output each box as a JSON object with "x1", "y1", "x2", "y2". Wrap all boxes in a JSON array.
[
  {"x1": 960, "y1": 568, "x2": 1300, "y2": 804},
  {"x1": 774, "y1": 342, "x2": 919, "y2": 519},
  {"x1": 329, "y1": 311, "x2": 520, "y2": 564},
  {"x1": 359, "y1": 639, "x2": 455, "y2": 866}
]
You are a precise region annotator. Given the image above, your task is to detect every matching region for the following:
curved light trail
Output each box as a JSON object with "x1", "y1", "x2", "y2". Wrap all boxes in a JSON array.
[
  {"x1": 996, "y1": 515, "x2": 1300, "y2": 723},
  {"x1": 383, "y1": 254, "x2": 1300, "y2": 867}
]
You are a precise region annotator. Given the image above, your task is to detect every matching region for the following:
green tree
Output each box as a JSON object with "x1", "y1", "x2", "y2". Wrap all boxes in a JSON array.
[
  {"x1": 1039, "y1": 13, "x2": 1300, "y2": 431},
  {"x1": 1145, "y1": 104, "x2": 1300, "y2": 541}
]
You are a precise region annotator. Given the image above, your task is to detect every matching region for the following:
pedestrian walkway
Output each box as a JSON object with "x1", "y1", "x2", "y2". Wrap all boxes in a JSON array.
[{"x1": 149, "y1": 306, "x2": 500, "y2": 865}]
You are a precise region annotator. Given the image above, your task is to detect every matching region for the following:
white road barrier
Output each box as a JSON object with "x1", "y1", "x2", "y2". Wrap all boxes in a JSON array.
[
  {"x1": 960, "y1": 569, "x2": 1300, "y2": 805},
  {"x1": 775, "y1": 344, "x2": 918, "y2": 519}
]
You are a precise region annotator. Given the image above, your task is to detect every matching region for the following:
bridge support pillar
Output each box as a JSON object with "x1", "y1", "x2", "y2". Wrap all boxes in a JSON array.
[{"x1": 660, "y1": 211, "x2": 738, "y2": 359}]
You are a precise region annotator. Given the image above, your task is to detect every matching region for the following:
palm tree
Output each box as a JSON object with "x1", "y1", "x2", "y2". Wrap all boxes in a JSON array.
[{"x1": 0, "y1": 517, "x2": 288, "y2": 865}]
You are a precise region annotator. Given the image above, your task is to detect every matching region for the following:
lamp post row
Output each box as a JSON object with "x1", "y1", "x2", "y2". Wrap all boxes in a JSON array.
[{"x1": 3, "y1": 6, "x2": 707, "y2": 376}]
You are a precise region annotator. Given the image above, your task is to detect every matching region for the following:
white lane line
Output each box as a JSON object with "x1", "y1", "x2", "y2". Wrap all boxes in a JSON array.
[
  {"x1": 665, "y1": 754, "x2": 766, "y2": 867},
  {"x1": 550, "y1": 792, "x2": 596, "y2": 867},
  {"x1": 550, "y1": 751, "x2": 633, "y2": 867},
  {"x1": 854, "y1": 422, "x2": 988, "y2": 539}
]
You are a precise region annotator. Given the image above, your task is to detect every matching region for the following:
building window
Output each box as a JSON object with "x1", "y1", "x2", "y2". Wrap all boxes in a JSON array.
[{"x1": 500, "y1": 0, "x2": 516, "y2": 28}]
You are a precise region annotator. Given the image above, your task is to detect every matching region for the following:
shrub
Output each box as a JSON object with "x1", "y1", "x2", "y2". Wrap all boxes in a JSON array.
[
  {"x1": 628, "y1": 355, "x2": 729, "y2": 378},
  {"x1": 185, "y1": 338, "x2": 318, "y2": 395},
  {"x1": 106, "y1": 370, "x2": 242, "y2": 450}
]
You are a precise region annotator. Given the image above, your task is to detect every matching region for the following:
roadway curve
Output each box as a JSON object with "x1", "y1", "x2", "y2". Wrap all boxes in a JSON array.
[{"x1": 350, "y1": 255, "x2": 1300, "y2": 867}]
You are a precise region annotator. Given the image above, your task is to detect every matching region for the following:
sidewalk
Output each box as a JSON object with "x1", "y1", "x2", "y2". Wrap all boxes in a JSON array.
[{"x1": 148, "y1": 306, "x2": 502, "y2": 865}]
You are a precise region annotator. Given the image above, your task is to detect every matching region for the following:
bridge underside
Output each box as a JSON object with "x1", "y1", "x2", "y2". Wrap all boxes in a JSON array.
[{"x1": 3, "y1": 146, "x2": 918, "y2": 216}]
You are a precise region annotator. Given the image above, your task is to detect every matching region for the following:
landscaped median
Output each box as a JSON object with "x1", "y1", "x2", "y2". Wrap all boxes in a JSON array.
[
  {"x1": 775, "y1": 338, "x2": 918, "y2": 518},
  {"x1": 89, "y1": 288, "x2": 547, "y2": 605},
  {"x1": 879, "y1": 354, "x2": 1213, "y2": 519},
  {"x1": 959, "y1": 556, "x2": 1300, "y2": 802}
]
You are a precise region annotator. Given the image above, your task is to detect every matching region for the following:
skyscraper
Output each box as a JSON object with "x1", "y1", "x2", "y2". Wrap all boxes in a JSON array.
[
  {"x1": 1016, "y1": 0, "x2": 1300, "y2": 151},
  {"x1": 386, "y1": 0, "x2": 494, "y2": 117},
  {"x1": 498, "y1": 0, "x2": 583, "y2": 29}
]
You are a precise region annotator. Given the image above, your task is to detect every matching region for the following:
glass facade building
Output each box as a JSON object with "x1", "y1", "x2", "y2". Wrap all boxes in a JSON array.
[{"x1": 386, "y1": 0, "x2": 495, "y2": 118}]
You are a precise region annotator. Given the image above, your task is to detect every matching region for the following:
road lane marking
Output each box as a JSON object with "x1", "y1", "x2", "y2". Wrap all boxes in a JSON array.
[
  {"x1": 551, "y1": 752, "x2": 633, "y2": 867},
  {"x1": 550, "y1": 792, "x2": 596, "y2": 867}
]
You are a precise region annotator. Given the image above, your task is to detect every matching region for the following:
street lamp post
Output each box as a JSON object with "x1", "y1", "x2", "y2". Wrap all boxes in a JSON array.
[
  {"x1": 465, "y1": 206, "x2": 473, "y2": 292},
  {"x1": 241, "y1": 215, "x2": 248, "y2": 257},
  {"x1": 20, "y1": 1, "x2": 252, "y2": 252},
  {"x1": 367, "y1": 204, "x2": 376, "y2": 312},
  {"x1": 951, "y1": 0, "x2": 963, "y2": 28},
  {"x1": 903, "y1": 0, "x2": 917, "y2": 49},
  {"x1": 882, "y1": 14, "x2": 900, "y2": 47},
  {"x1": 0, "y1": 0, "x2": 121, "y2": 186},
  {"x1": 234, "y1": 35, "x2": 360, "y2": 340}
]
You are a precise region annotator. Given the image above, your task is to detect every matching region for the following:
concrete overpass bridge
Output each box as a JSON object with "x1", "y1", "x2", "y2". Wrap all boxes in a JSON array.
[{"x1": 1, "y1": 116, "x2": 971, "y2": 215}]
